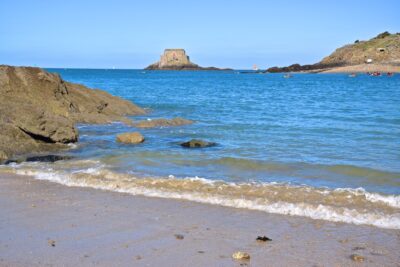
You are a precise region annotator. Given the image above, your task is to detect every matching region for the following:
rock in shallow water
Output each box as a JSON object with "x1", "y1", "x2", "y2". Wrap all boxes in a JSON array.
[
  {"x1": 4, "y1": 154, "x2": 73, "y2": 164},
  {"x1": 116, "y1": 132, "x2": 145, "y2": 144},
  {"x1": 134, "y1": 117, "x2": 193, "y2": 128},
  {"x1": 180, "y1": 139, "x2": 216, "y2": 148},
  {"x1": 26, "y1": 155, "x2": 73, "y2": 163}
]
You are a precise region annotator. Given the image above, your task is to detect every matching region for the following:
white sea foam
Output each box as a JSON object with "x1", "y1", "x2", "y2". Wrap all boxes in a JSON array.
[
  {"x1": 8, "y1": 165, "x2": 400, "y2": 230},
  {"x1": 334, "y1": 187, "x2": 400, "y2": 209}
]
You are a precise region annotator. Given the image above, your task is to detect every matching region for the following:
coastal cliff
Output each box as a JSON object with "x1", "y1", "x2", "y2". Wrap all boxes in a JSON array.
[
  {"x1": 145, "y1": 49, "x2": 231, "y2": 70},
  {"x1": 267, "y1": 32, "x2": 400, "y2": 73},
  {"x1": 0, "y1": 65, "x2": 145, "y2": 161}
]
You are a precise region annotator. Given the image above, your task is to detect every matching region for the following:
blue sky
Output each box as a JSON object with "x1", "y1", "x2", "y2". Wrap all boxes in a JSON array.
[{"x1": 1, "y1": 0, "x2": 399, "y2": 69}]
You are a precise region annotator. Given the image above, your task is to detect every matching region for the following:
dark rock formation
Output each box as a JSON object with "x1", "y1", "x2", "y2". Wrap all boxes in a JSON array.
[
  {"x1": 134, "y1": 118, "x2": 193, "y2": 128},
  {"x1": 4, "y1": 154, "x2": 73, "y2": 164},
  {"x1": 266, "y1": 63, "x2": 343, "y2": 73},
  {"x1": 145, "y1": 49, "x2": 231, "y2": 71},
  {"x1": 180, "y1": 139, "x2": 216, "y2": 148},
  {"x1": 25, "y1": 155, "x2": 73, "y2": 163},
  {"x1": 0, "y1": 65, "x2": 145, "y2": 160}
]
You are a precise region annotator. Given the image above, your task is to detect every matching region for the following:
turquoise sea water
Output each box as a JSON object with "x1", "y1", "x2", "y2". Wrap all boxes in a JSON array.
[
  {"x1": 5, "y1": 69, "x2": 400, "y2": 228},
  {"x1": 52, "y1": 69, "x2": 400, "y2": 193}
]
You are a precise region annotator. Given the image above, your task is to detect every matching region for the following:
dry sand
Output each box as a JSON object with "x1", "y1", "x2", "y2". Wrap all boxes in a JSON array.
[
  {"x1": 1, "y1": 173, "x2": 399, "y2": 266},
  {"x1": 320, "y1": 63, "x2": 400, "y2": 73}
]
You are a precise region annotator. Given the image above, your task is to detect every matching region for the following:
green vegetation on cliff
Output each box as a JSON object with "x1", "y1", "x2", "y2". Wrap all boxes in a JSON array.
[{"x1": 267, "y1": 32, "x2": 400, "y2": 73}]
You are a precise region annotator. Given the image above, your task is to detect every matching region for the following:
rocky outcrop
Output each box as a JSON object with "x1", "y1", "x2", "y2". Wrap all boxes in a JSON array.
[
  {"x1": 145, "y1": 49, "x2": 231, "y2": 71},
  {"x1": 319, "y1": 32, "x2": 400, "y2": 66},
  {"x1": 0, "y1": 65, "x2": 145, "y2": 161},
  {"x1": 180, "y1": 139, "x2": 216, "y2": 148},
  {"x1": 116, "y1": 132, "x2": 145, "y2": 144},
  {"x1": 266, "y1": 32, "x2": 400, "y2": 73},
  {"x1": 266, "y1": 63, "x2": 341, "y2": 73},
  {"x1": 134, "y1": 118, "x2": 193, "y2": 128}
]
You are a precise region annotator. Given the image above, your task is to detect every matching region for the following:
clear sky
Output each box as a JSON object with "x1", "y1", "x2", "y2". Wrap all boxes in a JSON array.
[{"x1": 1, "y1": 0, "x2": 399, "y2": 69}]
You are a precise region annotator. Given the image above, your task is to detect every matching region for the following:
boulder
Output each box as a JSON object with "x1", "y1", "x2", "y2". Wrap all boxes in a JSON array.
[
  {"x1": 134, "y1": 118, "x2": 193, "y2": 128},
  {"x1": 116, "y1": 132, "x2": 145, "y2": 144},
  {"x1": 180, "y1": 139, "x2": 216, "y2": 148}
]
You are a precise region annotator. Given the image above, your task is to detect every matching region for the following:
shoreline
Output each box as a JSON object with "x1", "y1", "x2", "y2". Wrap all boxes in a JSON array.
[
  {"x1": 1, "y1": 172, "x2": 399, "y2": 266},
  {"x1": 319, "y1": 63, "x2": 400, "y2": 74}
]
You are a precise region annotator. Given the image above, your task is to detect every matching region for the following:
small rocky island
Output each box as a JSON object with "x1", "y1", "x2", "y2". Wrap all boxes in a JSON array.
[{"x1": 145, "y1": 49, "x2": 231, "y2": 71}]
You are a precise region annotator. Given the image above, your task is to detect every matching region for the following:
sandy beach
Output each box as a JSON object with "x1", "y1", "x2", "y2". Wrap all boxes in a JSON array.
[
  {"x1": 1, "y1": 172, "x2": 399, "y2": 267},
  {"x1": 320, "y1": 63, "x2": 400, "y2": 74}
]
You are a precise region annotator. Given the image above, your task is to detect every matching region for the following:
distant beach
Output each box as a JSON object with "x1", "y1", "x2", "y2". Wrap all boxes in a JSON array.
[{"x1": 320, "y1": 63, "x2": 400, "y2": 73}]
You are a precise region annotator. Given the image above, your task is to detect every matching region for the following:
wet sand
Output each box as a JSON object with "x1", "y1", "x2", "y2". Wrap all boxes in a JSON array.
[{"x1": 1, "y1": 173, "x2": 399, "y2": 267}]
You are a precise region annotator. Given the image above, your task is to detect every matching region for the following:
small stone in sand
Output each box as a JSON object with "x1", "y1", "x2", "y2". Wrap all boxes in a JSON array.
[
  {"x1": 174, "y1": 234, "x2": 184, "y2": 240},
  {"x1": 350, "y1": 254, "x2": 365, "y2": 262},
  {"x1": 197, "y1": 251, "x2": 205, "y2": 254},
  {"x1": 256, "y1": 235, "x2": 272, "y2": 242},
  {"x1": 48, "y1": 239, "x2": 56, "y2": 247},
  {"x1": 232, "y1": 251, "x2": 250, "y2": 260},
  {"x1": 135, "y1": 255, "x2": 142, "y2": 260}
]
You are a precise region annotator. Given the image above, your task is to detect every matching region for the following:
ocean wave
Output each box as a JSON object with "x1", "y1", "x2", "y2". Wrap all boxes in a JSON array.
[{"x1": 2, "y1": 160, "x2": 400, "y2": 229}]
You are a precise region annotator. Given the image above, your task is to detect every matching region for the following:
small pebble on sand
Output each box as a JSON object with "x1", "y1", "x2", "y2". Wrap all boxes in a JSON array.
[
  {"x1": 174, "y1": 234, "x2": 184, "y2": 240},
  {"x1": 48, "y1": 240, "x2": 56, "y2": 247},
  {"x1": 256, "y1": 235, "x2": 272, "y2": 242},
  {"x1": 350, "y1": 254, "x2": 365, "y2": 262},
  {"x1": 232, "y1": 251, "x2": 250, "y2": 260}
]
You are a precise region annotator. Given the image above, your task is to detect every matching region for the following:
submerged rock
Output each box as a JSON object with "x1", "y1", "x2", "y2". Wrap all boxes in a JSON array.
[
  {"x1": 180, "y1": 139, "x2": 216, "y2": 148},
  {"x1": 232, "y1": 251, "x2": 250, "y2": 260},
  {"x1": 4, "y1": 154, "x2": 73, "y2": 164},
  {"x1": 26, "y1": 155, "x2": 73, "y2": 163},
  {"x1": 134, "y1": 118, "x2": 193, "y2": 128},
  {"x1": 116, "y1": 132, "x2": 145, "y2": 144}
]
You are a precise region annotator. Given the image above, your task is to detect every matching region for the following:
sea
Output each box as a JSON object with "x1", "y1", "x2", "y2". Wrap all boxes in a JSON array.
[{"x1": 2, "y1": 69, "x2": 400, "y2": 229}]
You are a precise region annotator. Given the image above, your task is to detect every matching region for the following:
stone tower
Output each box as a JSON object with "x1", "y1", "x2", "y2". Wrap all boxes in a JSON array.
[{"x1": 145, "y1": 49, "x2": 199, "y2": 70}]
